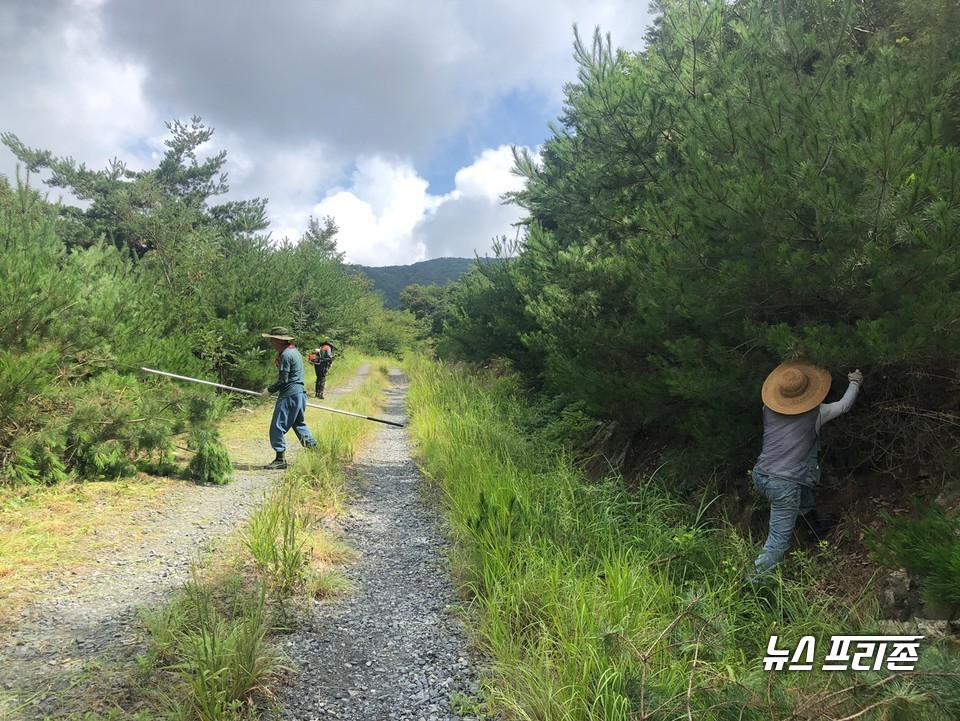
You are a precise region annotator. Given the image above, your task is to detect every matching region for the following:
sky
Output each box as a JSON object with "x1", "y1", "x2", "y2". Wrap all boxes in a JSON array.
[{"x1": 0, "y1": 0, "x2": 655, "y2": 266}]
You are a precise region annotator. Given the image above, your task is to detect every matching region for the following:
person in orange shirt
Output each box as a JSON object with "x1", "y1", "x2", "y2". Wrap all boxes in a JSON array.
[{"x1": 308, "y1": 341, "x2": 335, "y2": 399}]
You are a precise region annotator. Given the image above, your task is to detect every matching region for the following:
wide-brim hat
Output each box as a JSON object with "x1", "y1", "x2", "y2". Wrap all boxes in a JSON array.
[
  {"x1": 761, "y1": 360, "x2": 831, "y2": 415},
  {"x1": 261, "y1": 326, "x2": 295, "y2": 341}
]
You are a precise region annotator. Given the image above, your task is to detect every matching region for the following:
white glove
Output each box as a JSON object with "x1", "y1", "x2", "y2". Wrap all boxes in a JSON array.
[
  {"x1": 261, "y1": 388, "x2": 271, "y2": 397},
  {"x1": 848, "y1": 369, "x2": 864, "y2": 385}
]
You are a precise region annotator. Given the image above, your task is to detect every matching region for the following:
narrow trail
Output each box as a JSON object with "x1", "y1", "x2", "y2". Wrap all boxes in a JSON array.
[
  {"x1": 0, "y1": 366, "x2": 373, "y2": 719},
  {"x1": 276, "y1": 369, "x2": 486, "y2": 720}
]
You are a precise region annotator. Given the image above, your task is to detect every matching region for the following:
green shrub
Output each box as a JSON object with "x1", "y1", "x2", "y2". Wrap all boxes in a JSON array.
[
  {"x1": 186, "y1": 428, "x2": 233, "y2": 486},
  {"x1": 869, "y1": 502, "x2": 960, "y2": 605}
]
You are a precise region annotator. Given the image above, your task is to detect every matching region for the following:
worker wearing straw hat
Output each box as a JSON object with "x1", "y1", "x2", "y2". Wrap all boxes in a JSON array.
[
  {"x1": 260, "y1": 326, "x2": 317, "y2": 469},
  {"x1": 751, "y1": 361, "x2": 863, "y2": 576}
]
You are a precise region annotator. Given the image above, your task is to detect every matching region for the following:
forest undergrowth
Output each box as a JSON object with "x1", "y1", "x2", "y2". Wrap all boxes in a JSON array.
[{"x1": 405, "y1": 357, "x2": 960, "y2": 721}]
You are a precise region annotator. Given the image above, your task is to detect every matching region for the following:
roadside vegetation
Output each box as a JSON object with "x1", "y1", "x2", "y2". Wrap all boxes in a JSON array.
[
  {"x1": 406, "y1": 357, "x2": 960, "y2": 720},
  {"x1": 0, "y1": 121, "x2": 419, "y2": 488},
  {"x1": 420, "y1": 0, "x2": 960, "y2": 661},
  {"x1": 5, "y1": 360, "x2": 392, "y2": 721},
  {"x1": 131, "y1": 361, "x2": 389, "y2": 721}
]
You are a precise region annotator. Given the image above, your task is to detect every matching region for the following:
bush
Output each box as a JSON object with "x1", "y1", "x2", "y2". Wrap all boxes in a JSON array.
[
  {"x1": 869, "y1": 502, "x2": 960, "y2": 605},
  {"x1": 186, "y1": 427, "x2": 233, "y2": 486}
]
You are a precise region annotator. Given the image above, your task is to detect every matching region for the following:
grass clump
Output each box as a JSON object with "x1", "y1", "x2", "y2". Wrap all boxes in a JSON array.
[
  {"x1": 404, "y1": 355, "x2": 960, "y2": 721},
  {"x1": 243, "y1": 483, "x2": 310, "y2": 594},
  {"x1": 141, "y1": 574, "x2": 281, "y2": 721}
]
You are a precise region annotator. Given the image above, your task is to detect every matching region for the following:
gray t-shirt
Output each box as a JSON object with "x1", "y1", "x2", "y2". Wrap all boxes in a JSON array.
[{"x1": 753, "y1": 381, "x2": 860, "y2": 485}]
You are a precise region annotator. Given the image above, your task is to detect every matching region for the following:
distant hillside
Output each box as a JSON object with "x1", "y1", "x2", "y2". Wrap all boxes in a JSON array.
[{"x1": 349, "y1": 257, "x2": 490, "y2": 308}]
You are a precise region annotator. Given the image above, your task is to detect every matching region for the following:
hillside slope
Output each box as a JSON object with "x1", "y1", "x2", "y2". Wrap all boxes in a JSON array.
[{"x1": 349, "y1": 257, "x2": 487, "y2": 308}]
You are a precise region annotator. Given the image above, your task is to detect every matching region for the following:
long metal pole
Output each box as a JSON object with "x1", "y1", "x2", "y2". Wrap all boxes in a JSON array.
[{"x1": 141, "y1": 367, "x2": 405, "y2": 428}]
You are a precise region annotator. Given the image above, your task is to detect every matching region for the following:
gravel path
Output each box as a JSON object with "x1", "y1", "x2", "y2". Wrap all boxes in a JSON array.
[
  {"x1": 276, "y1": 369, "x2": 488, "y2": 721},
  {"x1": 0, "y1": 366, "x2": 371, "y2": 718},
  {"x1": 0, "y1": 472, "x2": 275, "y2": 717},
  {"x1": 0, "y1": 365, "x2": 490, "y2": 720}
]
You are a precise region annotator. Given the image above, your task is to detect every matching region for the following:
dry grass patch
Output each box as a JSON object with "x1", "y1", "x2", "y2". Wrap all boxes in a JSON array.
[
  {"x1": 306, "y1": 528, "x2": 356, "y2": 566},
  {"x1": 0, "y1": 477, "x2": 179, "y2": 621}
]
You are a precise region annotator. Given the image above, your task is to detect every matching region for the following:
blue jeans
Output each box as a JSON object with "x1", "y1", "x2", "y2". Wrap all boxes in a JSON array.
[
  {"x1": 752, "y1": 470, "x2": 815, "y2": 574},
  {"x1": 270, "y1": 393, "x2": 317, "y2": 452}
]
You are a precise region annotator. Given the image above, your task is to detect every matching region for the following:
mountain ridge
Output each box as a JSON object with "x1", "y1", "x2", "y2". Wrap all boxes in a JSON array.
[{"x1": 348, "y1": 256, "x2": 489, "y2": 308}]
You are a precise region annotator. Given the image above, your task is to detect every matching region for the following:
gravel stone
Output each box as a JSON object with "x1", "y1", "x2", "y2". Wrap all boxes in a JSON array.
[{"x1": 275, "y1": 370, "x2": 489, "y2": 720}]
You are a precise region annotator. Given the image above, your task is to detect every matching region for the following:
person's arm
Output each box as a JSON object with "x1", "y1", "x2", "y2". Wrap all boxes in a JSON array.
[{"x1": 817, "y1": 370, "x2": 863, "y2": 430}]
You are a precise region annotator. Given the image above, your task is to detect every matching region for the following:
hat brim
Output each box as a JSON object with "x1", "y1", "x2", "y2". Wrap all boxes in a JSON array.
[
  {"x1": 261, "y1": 333, "x2": 295, "y2": 341},
  {"x1": 762, "y1": 361, "x2": 831, "y2": 415}
]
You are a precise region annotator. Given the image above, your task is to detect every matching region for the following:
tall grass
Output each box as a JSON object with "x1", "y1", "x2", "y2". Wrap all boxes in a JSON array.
[
  {"x1": 405, "y1": 356, "x2": 960, "y2": 720},
  {"x1": 141, "y1": 574, "x2": 280, "y2": 721},
  {"x1": 243, "y1": 482, "x2": 309, "y2": 593}
]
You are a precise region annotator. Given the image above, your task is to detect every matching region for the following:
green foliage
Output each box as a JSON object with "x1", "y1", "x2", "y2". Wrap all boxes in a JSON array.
[
  {"x1": 407, "y1": 357, "x2": 960, "y2": 720},
  {"x1": 299, "y1": 214, "x2": 344, "y2": 262},
  {"x1": 186, "y1": 427, "x2": 233, "y2": 486},
  {"x1": 444, "y1": 0, "x2": 960, "y2": 478},
  {"x1": 399, "y1": 283, "x2": 454, "y2": 339},
  {"x1": 440, "y1": 243, "x2": 544, "y2": 376},
  {"x1": 869, "y1": 503, "x2": 960, "y2": 605},
  {"x1": 2, "y1": 116, "x2": 269, "y2": 252},
  {"x1": 346, "y1": 294, "x2": 421, "y2": 357},
  {"x1": 0, "y1": 120, "x2": 406, "y2": 485}
]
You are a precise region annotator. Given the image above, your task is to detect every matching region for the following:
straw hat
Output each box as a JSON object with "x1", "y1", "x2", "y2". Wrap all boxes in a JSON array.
[
  {"x1": 761, "y1": 360, "x2": 831, "y2": 415},
  {"x1": 261, "y1": 326, "x2": 295, "y2": 341}
]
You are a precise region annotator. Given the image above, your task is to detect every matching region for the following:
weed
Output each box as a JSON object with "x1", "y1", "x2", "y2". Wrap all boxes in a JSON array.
[
  {"x1": 243, "y1": 484, "x2": 309, "y2": 594},
  {"x1": 306, "y1": 568, "x2": 356, "y2": 599}
]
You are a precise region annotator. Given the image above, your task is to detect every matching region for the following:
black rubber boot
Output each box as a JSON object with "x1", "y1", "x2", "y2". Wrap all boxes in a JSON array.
[{"x1": 263, "y1": 451, "x2": 287, "y2": 470}]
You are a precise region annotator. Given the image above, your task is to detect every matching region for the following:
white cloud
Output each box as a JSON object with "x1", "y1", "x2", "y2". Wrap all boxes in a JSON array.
[
  {"x1": 415, "y1": 146, "x2": 528, "y2": 261},
  {"x1": 0, "y1": 1, "x2": 656, "y2": 264},
  {"x1": 310, "y1": 146, "x2": 527, "y2": 266},
  {"x1": 453, "y1": 146, "x2": 526, "y2": 200},
  {"x1": 228, "y1": 137, "x2": 344, "y2": 243},
  {"x1": 310, "y1": 156, "x2": 437, "y2": 265},
  {"x1": 1, "y1": 2, "x2": 154, "y2": 181}
]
